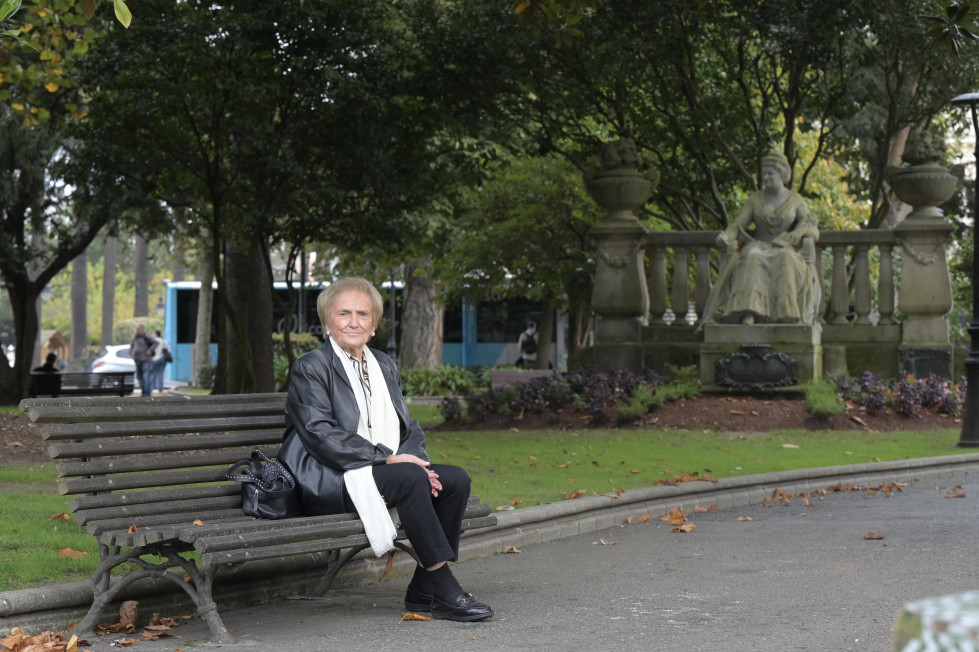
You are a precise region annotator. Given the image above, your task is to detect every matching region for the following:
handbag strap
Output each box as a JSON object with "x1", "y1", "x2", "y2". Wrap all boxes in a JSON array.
[{"x1": 226, "y1": 450, "x2": 294, "y2": 490}]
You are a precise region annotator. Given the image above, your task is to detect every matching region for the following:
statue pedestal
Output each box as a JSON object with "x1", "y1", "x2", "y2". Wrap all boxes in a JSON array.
[{"x1": 700, "y1": 324, "x2": 823, "y2": 388}]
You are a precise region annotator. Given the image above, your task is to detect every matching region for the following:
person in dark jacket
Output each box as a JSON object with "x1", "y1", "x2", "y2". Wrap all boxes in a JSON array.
[{"x1": 278, "y1": 277, "x2": 493, "y2": 622}]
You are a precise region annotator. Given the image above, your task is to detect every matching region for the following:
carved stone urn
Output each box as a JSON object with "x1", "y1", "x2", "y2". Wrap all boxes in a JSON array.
[
  {"x1": 584, "y1": 138, "x2": 659, "y2": 368},
  {"x1": 886, "y1": 129, "x2": 961, "y2": 221}
]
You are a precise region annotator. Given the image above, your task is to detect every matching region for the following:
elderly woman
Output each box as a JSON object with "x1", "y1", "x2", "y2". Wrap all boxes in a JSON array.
[
  {"x1": 703, "y1": 152, "x2": 820, "y2": 325},
  {"x1": 277, "y1": 277, "x2": 493, "y2": 622}
]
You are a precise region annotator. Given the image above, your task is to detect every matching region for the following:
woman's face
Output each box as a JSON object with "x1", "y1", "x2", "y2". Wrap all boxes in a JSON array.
[
  {"x1": 761, "y1": 164, "x2": 785, "y2": 190},
  {"x1": 327, "y1": 290, "x2": 375, "y2": 356}
]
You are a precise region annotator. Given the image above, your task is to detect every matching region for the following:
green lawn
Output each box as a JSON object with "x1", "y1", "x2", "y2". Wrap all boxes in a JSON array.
[{"x1": 0, "y1": 400, "x2": 963, "y2": 591}]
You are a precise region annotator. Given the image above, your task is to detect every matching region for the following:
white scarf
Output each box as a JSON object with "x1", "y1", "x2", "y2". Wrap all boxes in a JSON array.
[{"x1": 330, "y1": 338, "x2": 402, "y2": 556}]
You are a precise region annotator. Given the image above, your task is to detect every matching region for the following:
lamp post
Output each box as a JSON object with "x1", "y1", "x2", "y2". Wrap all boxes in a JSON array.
[
  {"x1": 386, "y1": 267, "x2": 399, "y2": 358},
  {"x1": 951, "y1": 92, "x2": 979, "y2": 446},
  {"x1": 155, "y1": 297, "x2": 165, "y2": 318}
]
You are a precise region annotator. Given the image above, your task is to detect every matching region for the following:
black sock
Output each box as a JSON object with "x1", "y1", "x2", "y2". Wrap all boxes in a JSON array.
[
  {"x1": 426, "y1": 563, "x2": 465, "y2": 603},
  {"x1": 407, "y1": 565, "x2": 432, "y2": 595}
]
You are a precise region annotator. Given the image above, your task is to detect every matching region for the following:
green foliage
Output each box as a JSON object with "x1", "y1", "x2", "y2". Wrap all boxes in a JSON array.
[
  {"x1": 803, "y1": 379, "x2": 847, "y2": 419},
  {"x1": 271, "y1": 333, "x2": 321, "y2": 359},
  {"x1": 401, "y1": 365, "x2": 482, "y2": 397},
  {"x1": 112, "y1": 317, "x2": 163, "y2": 344},
  {"x1": 441, "y1": 155, "x2": 603, "y2": 310},
  {"x1": 197, "y1": 364, "x2": 215, "y2": 390},
  {"x1": 614, "y1": 382, "x2": 656, "y2": 423}
]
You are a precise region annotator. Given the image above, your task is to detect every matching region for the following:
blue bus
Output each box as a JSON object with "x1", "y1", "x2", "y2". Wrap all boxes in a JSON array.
[{"x1": 161, "y1": 281, "x2": 565, "y2": 384}]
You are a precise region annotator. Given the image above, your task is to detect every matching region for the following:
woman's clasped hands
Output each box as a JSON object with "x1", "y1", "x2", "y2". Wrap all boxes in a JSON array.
[{"x1": 386, "y1": 453, "x2": 442, "y2": 497}]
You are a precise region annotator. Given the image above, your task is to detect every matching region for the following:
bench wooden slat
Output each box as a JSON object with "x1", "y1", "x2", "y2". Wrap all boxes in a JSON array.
[
  {"x1": 67, "y1": 484, "x2": 240, "y2": 512},
  {"x1": 199, "y1": 515, "x2": 499, "y2": 569},
  {"x1": 74, "y1": 495, "x2": 243, "y2": 525},
  {"x1": 59, "y1": 467, "x2": 230, "y2": 494},
  {"x1": 48, "y1": 430, "x2": 282, "y2": 458},
  {"x1": 57, "y1": 448, "x2": 270, "y2": 479},
  {"x1": 95, "y1": 510, "x2": 250, "y2": 541},
  {"x1": 43, "y1": 415, "x2": 287, "y2": 441},
  {"x1": 20, "y1": 394, "x2": 286, "y2": 424}
]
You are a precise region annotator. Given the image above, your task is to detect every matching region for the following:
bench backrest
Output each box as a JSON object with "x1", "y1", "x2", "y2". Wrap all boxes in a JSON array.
[
  {"x1": 29, "y1": 372, "x2": 135, "y2": 397},
  {"x1": 19, "y1": 393, "x2": 288, "y2": 534}
]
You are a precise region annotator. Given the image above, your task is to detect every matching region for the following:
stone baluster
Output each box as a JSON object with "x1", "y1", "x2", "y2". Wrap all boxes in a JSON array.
[
  {"x1": 671, "y1": 246, "x2": 689, "y2": 325},
  {"x1": 853, "y1": 245, "x2": 872, "y2": 324},
  {"x1": 878, "y1": 244, "x2": 895, "y2": 325},
  {"x1": 829, "y1": 245, "x2": 849, "y2": 325},
  {"x1": 694, "y1": 245, "x2": 711, "y2": 321},
  {"x1": 814, "y1": 245, "x2": 827, "y2": 323},
  {"x1": 647, "y1": 244, "x2": 668, "y2": 325}
]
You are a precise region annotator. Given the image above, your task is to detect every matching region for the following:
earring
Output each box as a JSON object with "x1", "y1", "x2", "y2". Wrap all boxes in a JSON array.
[{"x1": 371, "y1": 331, "x2": 376, "y2": 337}]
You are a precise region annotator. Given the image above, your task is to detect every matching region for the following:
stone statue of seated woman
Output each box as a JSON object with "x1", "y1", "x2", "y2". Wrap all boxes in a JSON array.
[{"x1": 703, "y1": 152, "x2": 820, "y2": 326}]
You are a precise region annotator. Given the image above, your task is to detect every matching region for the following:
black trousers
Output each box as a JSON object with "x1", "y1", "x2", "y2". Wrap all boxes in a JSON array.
[{"x1": 342, "y1": 463, "x2": 471, "y2": 568}]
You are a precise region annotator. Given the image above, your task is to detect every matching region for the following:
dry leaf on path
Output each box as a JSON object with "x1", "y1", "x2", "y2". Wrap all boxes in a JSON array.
[
  {"x1": 864, "y1": 532, "x2": 885, "y2": 540},
  {"x1": 400, "y1": 613, "x2": 433, "y2": 622},
  {"x1": 502, "y1": 545, "x2": 521, "y2": 554},
  {"x1": 379, "y1": 550, "x2": 395, "y2": 582}
]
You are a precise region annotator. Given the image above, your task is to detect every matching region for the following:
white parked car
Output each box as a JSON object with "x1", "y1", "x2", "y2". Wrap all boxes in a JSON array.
[{"x1": 92, "y1": 345, "x2": 139, "y2": 386}]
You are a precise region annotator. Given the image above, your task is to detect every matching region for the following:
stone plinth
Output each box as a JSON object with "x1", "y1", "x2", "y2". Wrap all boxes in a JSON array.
[{"x1": 700, "y1": 324, "x2": 822, "y2": 388}]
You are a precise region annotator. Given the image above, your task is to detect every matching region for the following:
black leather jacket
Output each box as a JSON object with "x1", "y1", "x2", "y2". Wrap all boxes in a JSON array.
[{"x1": 278, "y1": 343, "x2": 429, "y2": 515}]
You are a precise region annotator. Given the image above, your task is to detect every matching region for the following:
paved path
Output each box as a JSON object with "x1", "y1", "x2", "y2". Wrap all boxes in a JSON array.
[{"x1": 50, "y1": 468, "x2": 979, "y2": 652}]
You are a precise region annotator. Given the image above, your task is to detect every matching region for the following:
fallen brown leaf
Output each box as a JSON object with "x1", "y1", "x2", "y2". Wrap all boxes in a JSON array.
[
  {"x1": 400, "y1": 613, "x2": 433, "y2": 622},
  {"x1": 564, "y1": 489, "x2": 587, "y2": 499},
  {"x1": 49, "y1": 512, "x2": 71, "y2": 521},
  {"x1": 672, "y1": 523, "x2": 696, "y2": 533},
  {"x1": 502, "y1": 545, "x2": 521, "y2": 554},
  {"x1": 379, "y1": 550, "x2": 395, "y2": 582},
  {"x1": 864, "y1": 532, "x2": 885, "y2": 540},
  {"x1": 659, "y1": 506, "x2": 686, "y2": 526},
  {"x1": 600, "y1": 538, "x2": 618, "y2": 545},
  {"x1": 58, "y1": 548, "x2": 88, "y2": 559}
]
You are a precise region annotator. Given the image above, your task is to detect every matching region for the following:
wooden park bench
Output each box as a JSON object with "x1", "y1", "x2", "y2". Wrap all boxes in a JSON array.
[
  {"x1": 28, "y1": 371, "x2": 134, "y2": 398},
  {"x1": 17, "y1": 393, "x2": 497, "y2": 643}
]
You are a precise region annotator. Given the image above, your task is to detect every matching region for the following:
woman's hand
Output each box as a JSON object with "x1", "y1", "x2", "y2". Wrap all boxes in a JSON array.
[{"x1": 386, "y1": 453, "x2": 443, "y2": 497}]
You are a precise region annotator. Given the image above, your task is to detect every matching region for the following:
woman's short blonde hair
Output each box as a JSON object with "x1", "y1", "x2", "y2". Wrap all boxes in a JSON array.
[{"x1": 317, "y1": 277, "x2": 385, "y2": 335}]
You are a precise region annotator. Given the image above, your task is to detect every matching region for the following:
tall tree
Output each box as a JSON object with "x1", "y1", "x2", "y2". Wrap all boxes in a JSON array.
[
  {"x1": 70, "y1": 249, "x2": 86, "y2": 360},
  {"x1": 100, "y1": 234, "x2": 116, "y2": 346}
]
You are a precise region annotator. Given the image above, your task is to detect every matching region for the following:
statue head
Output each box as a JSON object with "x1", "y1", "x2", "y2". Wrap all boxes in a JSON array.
[{"x1": 761, "y1": 152, "x2": 791, "y2": 184}]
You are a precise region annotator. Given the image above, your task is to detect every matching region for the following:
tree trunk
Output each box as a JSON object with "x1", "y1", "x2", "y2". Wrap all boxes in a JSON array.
[
  {"x1": 101, "y1": 236, "x2": 117, "y2": 346},
  {"x1": 194, "y1": 247, "x2": 214, "y2": 386},
  {"x1": 70, "y1": 250, "x2": 87, "y2": 363},
  {"x1": 222, "y1": 237, "x2": 274, "y2": 393},
  {"x1": 0, "y1": 277, "x2": 42, "y2": 404},
  {"x1": 535, "y1": 295, "x2": 554, "y2": 370},
  {"x1": 133, "y1": 233, "x2": 149, "y2": 317},
  {"x1": 400, "y1": 259, "x2": 443, "y2": 370}
]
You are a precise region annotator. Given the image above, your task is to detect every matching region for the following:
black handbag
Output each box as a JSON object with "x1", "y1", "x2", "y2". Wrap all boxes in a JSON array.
[{"x1": 226, "y1": 450, "x2": 301, "y2": 519}]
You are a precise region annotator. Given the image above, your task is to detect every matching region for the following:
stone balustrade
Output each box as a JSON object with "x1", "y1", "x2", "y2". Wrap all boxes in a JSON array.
[{"x1": 634, "y1": 222, "x2": 956, "y2": 380}]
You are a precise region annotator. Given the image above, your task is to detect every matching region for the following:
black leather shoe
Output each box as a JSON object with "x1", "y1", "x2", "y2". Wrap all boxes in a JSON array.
[
  {"x1": 431, "y1": 593, "x2": 494, "y2": 622},
  {"x1": 404, "y1": 586, "x2": 433, "y2": 613}
]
